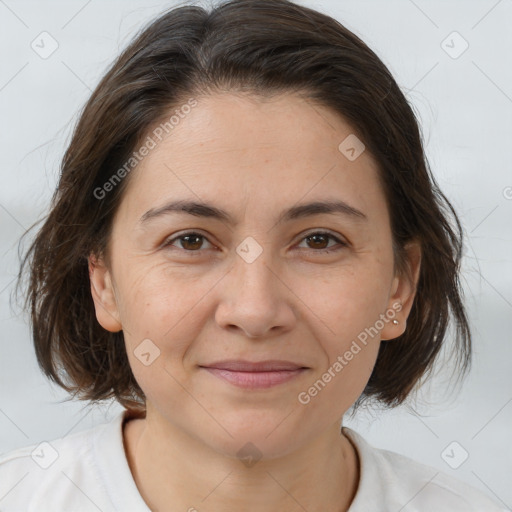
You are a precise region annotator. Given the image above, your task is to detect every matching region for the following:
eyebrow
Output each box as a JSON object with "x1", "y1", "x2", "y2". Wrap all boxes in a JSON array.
[{"x1": 139, "y1": 199, "x2": 368, "y2": 226}]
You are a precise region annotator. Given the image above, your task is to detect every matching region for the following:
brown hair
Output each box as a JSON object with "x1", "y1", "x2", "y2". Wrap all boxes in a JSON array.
[{"x1": 15, "y1": 0, "x2": 471, "y2": 413}]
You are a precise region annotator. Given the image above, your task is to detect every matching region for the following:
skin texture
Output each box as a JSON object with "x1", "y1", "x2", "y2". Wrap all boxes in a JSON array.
[{"x1": 89, "y1": 92, "x2": 421, "y2": 511}]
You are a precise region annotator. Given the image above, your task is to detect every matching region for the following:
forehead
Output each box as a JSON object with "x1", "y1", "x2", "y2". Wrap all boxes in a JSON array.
[
  {"x1": 118, "y1": 92, "x2": 386, "y2": 225},
  {"x1": 144, "y1": 91, "x2": 368, "y2": 167}
]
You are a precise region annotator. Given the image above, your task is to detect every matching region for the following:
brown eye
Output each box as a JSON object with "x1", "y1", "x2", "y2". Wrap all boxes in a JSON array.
[
  {"x1": 306, "y1": 233, "x2": 330, "y2": 249},
  {"x1": 164, "y1": 232, "x2": 213, "y2": 253},
  {"x1": 297, "y1": 231, "x2": 347, "y2": 253},
  {"x1": 179, "y1": 234, "x2": 204, "y2": 250}
]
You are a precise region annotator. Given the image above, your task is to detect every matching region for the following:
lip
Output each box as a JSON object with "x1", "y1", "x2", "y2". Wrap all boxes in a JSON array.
[
  {"x1": 200, "y1": 360, "x2": 309, "y2": 389},
  {"x1": 202, "y1": 359, "x2": 306, "y2": 371}
]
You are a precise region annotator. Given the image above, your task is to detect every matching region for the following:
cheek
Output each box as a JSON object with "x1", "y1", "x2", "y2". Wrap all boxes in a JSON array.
[
  {"x1": 297, "y1": 314, "x2": 382, "y2": 419},
  {"x1": 293, "y1": 256, "x2": 394, "y2": 346},
  {"x1": 291, "y1": 255, "x2": 392, "y2": 403},
  {"x1": 115, "y1": 259, "x2": 220, "y2": 337},
  {"x1": 116, "y1": 266, "x2": 202, "y2": 411},
  {"x1": 115, "y1": 262, "x2": 226, "y2": 395}
]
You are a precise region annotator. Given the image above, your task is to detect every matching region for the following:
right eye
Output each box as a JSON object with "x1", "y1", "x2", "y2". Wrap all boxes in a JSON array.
[{"x1": 162, "y1": 232, "x2": 215, "y2": 254}]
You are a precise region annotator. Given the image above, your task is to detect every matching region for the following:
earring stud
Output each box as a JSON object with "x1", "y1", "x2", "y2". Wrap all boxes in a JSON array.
[{"x1": 392, "y1": 319, "x2": 399, "y2": 325}]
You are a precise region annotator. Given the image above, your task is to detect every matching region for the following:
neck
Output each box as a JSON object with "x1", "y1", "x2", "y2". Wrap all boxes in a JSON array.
[{"x1": 123, "y1": 408, "x2": 360, "y2": 512}]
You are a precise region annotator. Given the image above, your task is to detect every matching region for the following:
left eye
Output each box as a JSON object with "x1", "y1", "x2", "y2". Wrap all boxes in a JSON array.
[
  {"x1": 296, "y1": 232, "x2": 347, "y2": 252},
  {"x1": 163, "y1": 231, "x2": 346, "y2": 254}
]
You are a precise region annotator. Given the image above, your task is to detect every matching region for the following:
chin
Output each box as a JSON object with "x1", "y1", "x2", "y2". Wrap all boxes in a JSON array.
[{"x1": 200, "y1": 410, "x2": 306, "y2": 461}]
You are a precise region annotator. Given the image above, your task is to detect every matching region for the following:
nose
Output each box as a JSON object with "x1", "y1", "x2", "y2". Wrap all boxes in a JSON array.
[{"x1": 214, "y1": 247, "x2": 296, "y2": 339}]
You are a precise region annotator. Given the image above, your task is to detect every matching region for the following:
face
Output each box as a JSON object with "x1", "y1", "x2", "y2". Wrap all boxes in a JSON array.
[{"x1": 89, "y1": 92, "x2": 420, "y2": 458}]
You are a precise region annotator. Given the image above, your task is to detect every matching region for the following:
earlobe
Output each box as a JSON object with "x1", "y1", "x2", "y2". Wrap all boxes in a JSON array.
[
  {"x1": 381, "y1": 241, "x2": 422, "y2": 341},
  {"x1": 88, "y1": 254, "x2": 122, "y2": 333}
]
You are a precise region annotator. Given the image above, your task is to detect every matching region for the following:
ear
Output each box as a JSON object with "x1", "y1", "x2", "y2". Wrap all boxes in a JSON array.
[
  {"x1": 381, "y1": 240, "x2": 421, "y2": 341},
  {"x1": 88, "y1": 253, "x2": 122, "y2": 332}
]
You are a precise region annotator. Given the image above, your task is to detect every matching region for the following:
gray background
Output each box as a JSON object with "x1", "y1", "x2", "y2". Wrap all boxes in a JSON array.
[{"x1": 0, "y1": 0, "x2": 511, "y2": 508}]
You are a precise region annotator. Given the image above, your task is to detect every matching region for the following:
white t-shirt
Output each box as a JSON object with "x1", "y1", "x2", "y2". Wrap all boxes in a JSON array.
[{"x1": 0, "y1": 409, "x2": 506, "y2": 511}]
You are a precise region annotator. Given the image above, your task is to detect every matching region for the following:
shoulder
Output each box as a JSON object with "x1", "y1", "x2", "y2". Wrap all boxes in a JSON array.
[
  {"x1": 0, "y1": 411, "x2": 126, "y2": 512},
  {"x1": 343, "y1": 427, "x2": 507, "y2": 512}
]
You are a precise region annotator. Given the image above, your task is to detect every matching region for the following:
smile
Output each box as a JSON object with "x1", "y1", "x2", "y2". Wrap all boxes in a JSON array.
[{"x1": 199, "y1": 360, "x2": 309, "y2": 389}]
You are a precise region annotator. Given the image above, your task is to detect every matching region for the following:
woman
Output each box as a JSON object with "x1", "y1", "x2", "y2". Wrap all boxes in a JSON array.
[{"x1": 0, "y1": 0, "x2": 506, "y2": 510}]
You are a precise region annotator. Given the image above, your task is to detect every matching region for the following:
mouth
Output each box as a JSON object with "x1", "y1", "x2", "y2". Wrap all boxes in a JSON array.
[{"x1": 199, "y1": 360, "x2": 309, "y2": 389}]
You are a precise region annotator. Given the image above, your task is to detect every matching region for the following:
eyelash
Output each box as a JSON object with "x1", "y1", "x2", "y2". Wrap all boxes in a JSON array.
[{"x1": 162, "y1": 230, "x2": 348, "y2": 255}]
